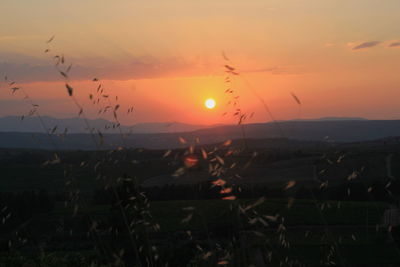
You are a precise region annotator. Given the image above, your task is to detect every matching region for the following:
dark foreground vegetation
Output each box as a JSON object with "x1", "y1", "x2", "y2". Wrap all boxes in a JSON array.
[{"x1": 1, "y1": 138, "x2": 400, "y2": 266}]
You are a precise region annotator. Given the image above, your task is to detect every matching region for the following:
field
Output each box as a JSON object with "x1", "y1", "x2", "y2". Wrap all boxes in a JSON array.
[
  {"x1": 1, "y1": 140, "x2": 400, "y2": 266},
  {"x1": 1, "y1": 198, "x2": 399, "y2": 266}
]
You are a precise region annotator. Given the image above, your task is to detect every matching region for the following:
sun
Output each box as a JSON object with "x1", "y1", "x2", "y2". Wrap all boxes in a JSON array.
[{"x1": 204, "y1": 98, "x2": 216, "y2": 109}]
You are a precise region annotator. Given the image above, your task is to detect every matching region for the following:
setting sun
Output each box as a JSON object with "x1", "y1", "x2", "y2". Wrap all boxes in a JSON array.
[{"x1": 204, "y1": 98, "x2": 216, "y2": 109}]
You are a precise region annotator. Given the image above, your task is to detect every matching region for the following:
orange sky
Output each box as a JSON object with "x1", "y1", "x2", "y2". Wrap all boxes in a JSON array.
[{"x1": 1, "y1": 0, "x2": 400, "y2": 125}]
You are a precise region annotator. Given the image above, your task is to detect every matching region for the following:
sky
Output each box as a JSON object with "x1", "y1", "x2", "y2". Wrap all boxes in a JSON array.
[{"x1": 1, "y1": 0, "x2": 400, "y2": 125}]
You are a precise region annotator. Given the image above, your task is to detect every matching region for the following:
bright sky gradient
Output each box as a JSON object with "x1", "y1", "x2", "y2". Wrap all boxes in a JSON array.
[{"x1": 1, "y1": 0, "x2": 400, "y2": 125}]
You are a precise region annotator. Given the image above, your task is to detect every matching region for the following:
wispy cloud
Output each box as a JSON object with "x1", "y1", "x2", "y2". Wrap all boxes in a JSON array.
[
  {"x1": 389, "y1": 42, "x2": 400, "y2": 48},
  {"x1": 352, "y1": 41, "x2": 381, "y2": 50},
  {"x1": 0, "y1": 53, "x2": 197, "y2": 82},
  {"x1": 0, "y1": 52, "x2": 302, "y2": 83},
  {"x1": 243, "y1": 65, "x2": 305, "y2": 75}
]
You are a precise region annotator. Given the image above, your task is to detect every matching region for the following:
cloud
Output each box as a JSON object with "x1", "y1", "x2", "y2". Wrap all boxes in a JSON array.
[
  {"x1": 352, "y1": 41, "x2": 381, "y2": 50},
  {"x1": 389, "y1": 42, "x2": 400, "y2": 48},
  {"x1": 0, "y1": 52, "x2": 199, "y2": 82},
  {"x1": 231, "y1": 64, "x2": 305, "y2": 76},
  {"x1": 0, "y1": 52, "x2": 301, "y2": 83}
]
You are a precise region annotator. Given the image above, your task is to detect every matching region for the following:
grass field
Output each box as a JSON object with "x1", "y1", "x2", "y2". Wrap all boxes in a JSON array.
[
  {"x1": 1, "y1": 198, "x2": 399, "y2": 266},
  {"x1": 1, "y1": 146, "x2": 400, "y2": 266}
]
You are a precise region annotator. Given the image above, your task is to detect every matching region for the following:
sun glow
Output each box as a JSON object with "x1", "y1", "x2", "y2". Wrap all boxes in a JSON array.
[{"x1": 205, "y1": 98, "x2": 216, "y2": 109}]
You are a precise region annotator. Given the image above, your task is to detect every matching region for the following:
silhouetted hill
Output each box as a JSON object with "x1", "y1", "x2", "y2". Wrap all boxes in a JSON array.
[
  {"x1": 289, "y1": 116, "x2": 368, "y2": 121},
  {"x1": 0, "y1": 116, "x2": 210, "y2": 134},
  {"x1": 0, "y1": 119, "x2": 399, "y2": 150},
  {"x1": 189, "y1": 119, "x2": 399, "y2": 143}
]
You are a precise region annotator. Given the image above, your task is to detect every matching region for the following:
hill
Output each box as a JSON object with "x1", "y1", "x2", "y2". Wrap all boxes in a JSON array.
[
  {"x1": 0, "y1": 115, "x2": 210, "y2": 134},
  {"x1": 0, "y1": 119, "x2": 400, "y2": 150}
]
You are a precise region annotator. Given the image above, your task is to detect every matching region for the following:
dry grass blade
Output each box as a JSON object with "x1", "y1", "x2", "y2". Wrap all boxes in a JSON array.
[
  {"x1": 216, "y1": 156, "x2": 225, "y2": 165},
  {"x1": 163, "y1": 150, "x2": 172, "y2": 158},
  {"x1": 285, "y1": 180, "x2": 296, "y2": 190},
  {"x1": 60, "y1": 71, "x2": 68, "y2": 78},
  {"x1": 290, "y1": 92, "x2": 301, "y2": 105},
  {"x1": 244, "y1": 197, "x2": 266, "y2": 211},
  {"x1": 212, "y1": 179, "x2": 226, "y2": 187},
  {"x1": 66, "y1": 64, "x2": 72, "y2": 72},
  {"x1": 220, "y1": 188, "x2": 232, "y2": 194},
  {"x1": 46, "y1": 35, "x2": 55, "y2": 43},
  {"x1": 201, "y1": 148, "x2": 208, "y2": 159},
  {"x1": 172, "y1": 167, "x2": 185, "y2": 177},
  {"x1": 222, "y1": 139, "x2": 232, "y2": 146},
  {"x1": 202, "y1": 251, "x2": 212, "y2": 260},
  {"x1": 181, "y1": 213, "x2": 193, "y2": 223},
  {"x1": 179, "y1": 136, "x2": 187, "y2": 144},
  {"x1": 65, "y1": 83, "x2": 73, "y2": 96},
  {"x1": 224, "y1": 65, "x2": 235, "y2": 71},
  {"x1": 221, "y1": 51, "x2": 229, "y2": 61}
]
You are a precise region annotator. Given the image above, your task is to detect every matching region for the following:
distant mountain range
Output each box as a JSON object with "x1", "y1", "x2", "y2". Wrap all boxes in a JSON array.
[
  {"x1": 288, "y1": 117, "x2": 368, "y2": 121},
  {"x1": 0, "y1": 116, "x2": 400, "y2": 150},
  {"x1": 0, "y1": 116, "x2": 212, "y2": 134},
  {"x1": 0, "y1": 116, "x2": 367, "y2": 134}
]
